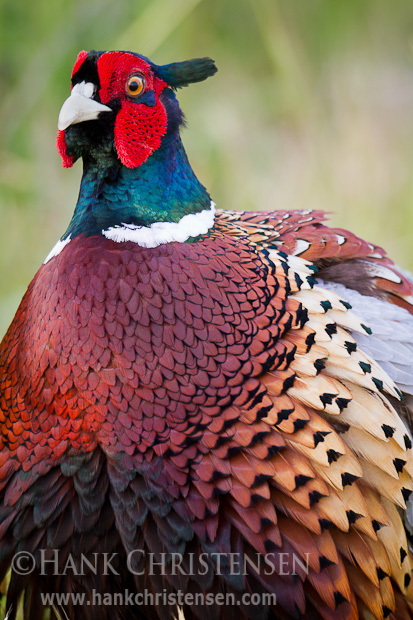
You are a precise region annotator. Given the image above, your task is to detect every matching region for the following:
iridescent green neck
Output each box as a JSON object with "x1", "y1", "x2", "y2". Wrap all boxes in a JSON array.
[{"x1": 62, "y1": 132, "x2": 211, "y2": 240}]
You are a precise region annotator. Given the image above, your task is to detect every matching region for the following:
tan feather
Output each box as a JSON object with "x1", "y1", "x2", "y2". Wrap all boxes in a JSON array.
[
  {"x1": 325, "y1": 384, "x2": 407, "y2": 449},
  {"x1": 293, "y1": 288, "x2": 347, "y2": 314},
  {"x1": 360, "y1": 485, "x2": 391, "y2": 530},
  {"x1": 341, "y1": 427, "x2": 410, "y2": 480},
  {"x1": 288, "y1": 374, "x2": 352, "y2": 415},
  {"x1": 324, "y1": 359, "x2": 401, "y2": 401},
  {"x1": 285, "y1": 327, "x2": 328, "y2": 355},
  {"x1": 288, "y1": 424, "x2": 347, "y2": 468},
  {"x1": 311, "y1": 450, "x2": 363, "y2": 491},
  {"x1": 315, "y1": 491, "x2": 352, "y2": 532},
  {"x1": 361, "y1": 462, "x2": 413, "y2": 509},
  {"x1": 378, "y1": 499, "x2": 412, "y2": 575}
]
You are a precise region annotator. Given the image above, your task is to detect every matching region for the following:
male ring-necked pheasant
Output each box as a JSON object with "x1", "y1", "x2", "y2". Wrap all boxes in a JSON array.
[{"x1": 1, "y1": 50, "x2": 413, "y2": 620}]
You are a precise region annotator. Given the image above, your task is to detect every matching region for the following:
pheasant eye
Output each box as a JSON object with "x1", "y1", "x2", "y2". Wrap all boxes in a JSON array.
[{"x1": 126, "y1": 75, "x2": 145, "y2": 97}]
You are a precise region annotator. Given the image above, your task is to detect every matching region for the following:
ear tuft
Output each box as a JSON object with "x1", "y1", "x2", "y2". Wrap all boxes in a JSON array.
[{"x1": 156, "y1": 57, "x2": 217, "y2": 88}]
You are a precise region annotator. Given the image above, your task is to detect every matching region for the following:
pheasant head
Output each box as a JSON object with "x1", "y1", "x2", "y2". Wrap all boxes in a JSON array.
[
  {"x1": 57, "y1": 49, "x2": 217, "y2": 169},
  {"x1": 53, "y1": 50, "x2": 217, "y2": 246}
]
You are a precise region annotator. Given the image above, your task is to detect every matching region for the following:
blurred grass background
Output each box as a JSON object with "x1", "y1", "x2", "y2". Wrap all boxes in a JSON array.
[{"x1": 2, "y1": 0, "x2": 413, "y2": 340}]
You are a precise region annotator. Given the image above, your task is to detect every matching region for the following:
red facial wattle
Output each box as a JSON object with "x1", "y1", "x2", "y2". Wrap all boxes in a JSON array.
[
  {"x1": 56, "y1": 130, "x2": 75, "y2": 168},
  {"x1": 97, "y1": 52, "x2": 168, "y2": 168}
]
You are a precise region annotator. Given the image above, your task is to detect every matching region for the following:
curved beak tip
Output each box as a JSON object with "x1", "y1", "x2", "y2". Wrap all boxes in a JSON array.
[{"x1": 57, "y1": 93, "x2": 112, "y2": 131}]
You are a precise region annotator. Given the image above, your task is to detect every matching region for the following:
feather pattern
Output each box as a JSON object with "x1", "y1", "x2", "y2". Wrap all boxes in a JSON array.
[
  {"x1": 316, "y1": 279, "x2": 413, "y2": 396},
  {"x1": 2, "y1": 47, "x2": 413, "y2": 620},
  {"x1": 2, "y1": 230, "x2": 413, "y2": 619}
]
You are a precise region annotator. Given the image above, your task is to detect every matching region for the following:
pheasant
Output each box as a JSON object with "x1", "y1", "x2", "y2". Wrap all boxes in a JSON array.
[{"x1": 1, "y1": 49, "x2": 413, "y2": 620}]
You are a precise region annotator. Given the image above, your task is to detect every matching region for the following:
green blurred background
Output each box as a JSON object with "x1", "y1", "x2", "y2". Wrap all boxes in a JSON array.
[{"x1": 2, "y1": 0, "x2": 413, "y2": 341}]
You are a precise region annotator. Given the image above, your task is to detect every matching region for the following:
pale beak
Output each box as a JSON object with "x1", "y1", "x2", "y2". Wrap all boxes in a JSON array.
[{"x1": 58, "y1": 81, "x2": 112, "y2": 131}]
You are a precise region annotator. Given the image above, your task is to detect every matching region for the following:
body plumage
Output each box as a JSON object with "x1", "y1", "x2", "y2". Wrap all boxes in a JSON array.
[{"x1": 1, "y1": 49, "x2": 413, "y2": 620}]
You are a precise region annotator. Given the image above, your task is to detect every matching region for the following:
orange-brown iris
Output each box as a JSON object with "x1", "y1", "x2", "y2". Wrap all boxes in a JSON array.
[{"x1": 126, "y1": 75, "x2": 145, "y2": 97}]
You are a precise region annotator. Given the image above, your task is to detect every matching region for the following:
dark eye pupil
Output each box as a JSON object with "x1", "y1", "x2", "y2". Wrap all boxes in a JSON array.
[{"x1": 129, "y1": 80, "x2": 140, "y2": 92}]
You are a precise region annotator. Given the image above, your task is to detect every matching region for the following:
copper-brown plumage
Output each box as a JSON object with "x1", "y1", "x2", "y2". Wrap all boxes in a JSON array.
[
  {"x1": 2, "y1": 228, "x2": 412, "y2": 619},
  {"x1": 2, "y1": 49, "x2": 413, "y2": 620}
]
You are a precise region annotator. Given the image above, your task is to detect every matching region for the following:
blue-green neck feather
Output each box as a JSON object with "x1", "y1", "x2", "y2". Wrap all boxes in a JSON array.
[{"x1": 63, "y1": 125, "x2": 211, "y2": 241}]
